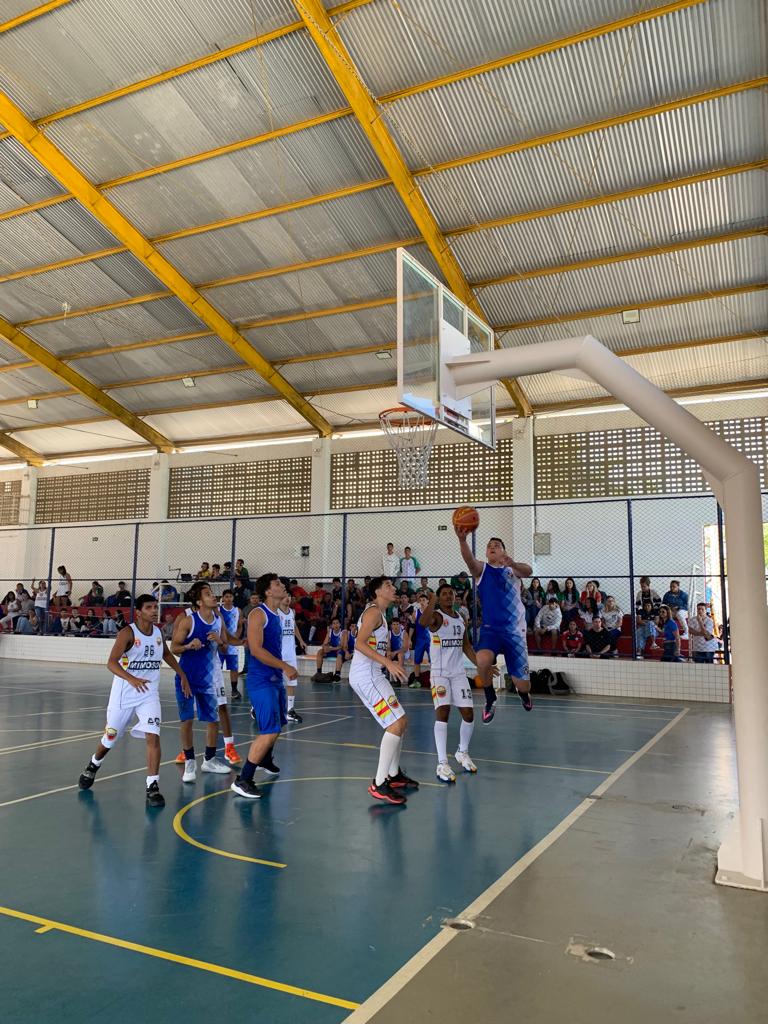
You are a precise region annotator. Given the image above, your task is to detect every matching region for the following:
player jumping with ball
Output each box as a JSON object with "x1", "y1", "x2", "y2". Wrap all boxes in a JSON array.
[{"x1": 455, "y1": 518, "x2": 533, "y2": 722}]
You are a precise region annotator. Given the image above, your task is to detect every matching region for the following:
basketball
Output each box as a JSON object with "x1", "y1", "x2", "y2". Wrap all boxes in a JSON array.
[{"x1": 452, "y1": 506, "x2": 479, "y2": 532}]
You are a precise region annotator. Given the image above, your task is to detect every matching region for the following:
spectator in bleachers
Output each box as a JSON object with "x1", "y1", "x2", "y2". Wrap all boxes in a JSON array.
[
  {"x1": 18, "y1": 589, "x2": 34, "y2": 617},
  {"x1": 662, "y1": 580, "x2": 689, "y2": 637},
  {"x1": 545, "y1": 579, "x2": 562, "y2": 603},
  {"x1": 196, "y1": 562, "x2": 211, "y2": 579},
  {"x1": 331, "y1": 578, "x2": 343, "y2": 601},
  {"x1": 53, "y1": 565, "x2": 73, "y2": 609},
  {"x1": 222, "y1": 561, "x2": 233, "y2": 579},
  {"x1": 290, "y1": 579, "x2": 307, "y2": 599},
  {"x1": 161, "y1": 611, "x2": 175, "y2": 641},
  {"x1": 152, "y1": 580, "x2": 179, "y2": 603},
  {"x1": 32, "y1": 579, "x2": 50, "y2": 634},
  {"x1": 114, "y1": 609, "x2": 127, "y2": 630},
  {"x1": 232, "y1": 578, "x2": 250, "y2": 608},
  {"x1": 534, "y1": 597, "x2": 562, "y2": 652},
  {"x1": 635, "y1": 576, "x2": 661, "y2": 615},
  {"x1": 689, "y1": 602, "x2": 719, "y2": 663},
  {"x1": 601, "y1": 596, "x2": 623, "y2": 649},
  {"x1": 561, "y1": 619, "x2": 584, "y2": 657},
  {"x1": 399, "y1": 546, "x2": 420, "y2": 590},
  {"x1": 657, "y1": 605, "x2": 683, "y2": 662},
  {"x1": 235, "y1": 558, "x2": 249, "y2": 581},
  {"x1": 579, "y1": 616, "x2": 613, "y2": 659},
  {"x1": 15, "y1": 609, "x2": 38, "y2": 635},
  {"x1": 450, "y1": 570, "x2": 471, "y2": 600},
  {"x1": 580, "y1": 579, "x2": 603, "y2": 609},
  {"x1": 1, "y1": 591, "x2": 20, "y2": 631},
  {"x1": 418, "y1": 576, "x2": 433, "y2": 596},
  {"x1": 106, "y1": 582, "x2": 132, "y2": 607},
  {"x1": 383, "y1": 542, "x2": 400, "y2": 578},
  {"x1": 635, "y1": 598, "x2": 660, "y2": 657},
  {"x1": 80, "y1": 581, "x2": 105, "y2": 607},
  {"x1": 15, "y1": 582, "x2": 30, "y2": 602},
  {"x1": 102, "y1": 611, "x2": 119, "y2": 638},
  {"x1": 524, "y1": 577, "x2": 544, "y2": 631},
  {"x1": 561, "y1": 578, "x2": 580, "y2": 624}
]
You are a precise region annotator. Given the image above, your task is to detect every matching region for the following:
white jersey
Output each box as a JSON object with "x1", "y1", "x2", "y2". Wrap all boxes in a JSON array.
[
  {"x1": 349, "y1": 604, "x2": 405, "y2": 729},
  {"x1": 112, "y1": 623, "x2": 164, "y2": 703},
  {"x1": 279, "y1": 607, "x2": 297, "y2": 665},
  {"x1": 350, "y1": 604, "x2": 388, "y2": 682},
  {"x1": 430, "y1": 611, "x2": 466, "y2": 678}
]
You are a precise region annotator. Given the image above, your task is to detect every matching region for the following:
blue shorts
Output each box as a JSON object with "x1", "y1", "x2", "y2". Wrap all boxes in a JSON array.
[
  {"x1": 175, "y1": 675, "x2": 219, "y2": 723},
  {"x1": 219, "y1": 651, "x2": 238, "y2": 672},
  {"x1": 324, "y1": 649, "x2": 341, "y2": 660},
  {"x1": 477, "y1": 626, "x2": 529, "y2": 681},
  {"x1": 413, "y1": 634, "x2": 431, "y2": 666},
  {"x1": 248, "y1": 683, "x2": 287, "y2": 734}
]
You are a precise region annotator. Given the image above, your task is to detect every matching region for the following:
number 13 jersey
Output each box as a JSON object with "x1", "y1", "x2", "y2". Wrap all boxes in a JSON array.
[{"x1": 430, "y1": 611, "x2": 465, "y2": 678}]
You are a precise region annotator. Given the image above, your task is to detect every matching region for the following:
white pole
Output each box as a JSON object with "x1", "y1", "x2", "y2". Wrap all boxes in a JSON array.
[{"x1": 449, "y1": 336, "x2": 768, "y2": 890}]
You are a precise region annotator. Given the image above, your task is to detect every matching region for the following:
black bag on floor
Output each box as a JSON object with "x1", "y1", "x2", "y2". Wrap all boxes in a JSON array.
[
  {"x1": 551, "y1": 671, "x2": 571, "y2": 694},
  {"x1": 529, "y1": 668, "x2": 555, "y2": 694}
]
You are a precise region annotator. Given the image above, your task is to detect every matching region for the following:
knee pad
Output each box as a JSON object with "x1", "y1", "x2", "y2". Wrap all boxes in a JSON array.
[{"x1": 101, "y1": 726, "x2": 118, "y2": 747}]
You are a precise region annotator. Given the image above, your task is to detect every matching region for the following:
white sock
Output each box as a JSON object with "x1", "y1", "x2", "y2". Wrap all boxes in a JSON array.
[
  {"x1": 458, "y1": 719, "x2": 474, "y2": 753},
  {"x1": 224, "y1": 735, "x2": 234, "y2": 746},
  {"x1": 376, "y1": 732, "x2": 400, "y2": 786},
  {"x1": 146, "y1": 774, "x2": 159, "y2": 787},
  {"x1": 91, "y1": 754, "x2": 104, "y2": 766},
  {"x1": 287, "y1": 694, "x2": 295, "y2": 710},
  {"x1": 388, "y1": 734, "x2": 403, "y2": 777},
  {"x1": 434, "y1": 720, "x2": 448, "y2": 763}
]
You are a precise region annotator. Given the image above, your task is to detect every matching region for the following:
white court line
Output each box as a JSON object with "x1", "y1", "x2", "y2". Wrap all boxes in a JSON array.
[
  {"x1": 343, "y1": 707, "x2": 690, "y2": 1024},
  {"x1": 269, "y1": 702, "x2": 680, "y2": 722},
  {"x1": 0, "y1": 715, "x2": 351, "y2": 810}
]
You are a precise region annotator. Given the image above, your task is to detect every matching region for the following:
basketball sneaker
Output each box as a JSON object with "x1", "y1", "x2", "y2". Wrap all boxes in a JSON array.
[
  {"x1": 517, "y1": 688, "x2": 534, "y2": 712},
  {"x1": 250, "y1": 707, "x2": 257, "y2": 722},
  {"x1": 145, "y1": 781, "x2": 165, "y2": 808},
  {"x1": 174, "y1": 751, "x2": 185, "y2": 764},
  {"x1": 202, "y1": 756, "x2": 231, "y2": 774},
  {"x1": 231, "y1": 689, "x2": 242, "y2": 702},
  {"x1": 482, "y1": 687, "x2": 498, "y2": 723},
  {"x1": 224, "y1": 743, "x2": 241, "y2": 766},
  {"x1": 368, "y1": 779, "x2": 406, "y2": 805},
  {"x1": 231, "y1": 777, "x2": 261, "y2": 799},
  {"x1": 182, "y1": 759, "x2": 197, "y2": 783},
  {"x1": 388, "y1": 769, "x2": 419, "y2": 789},
  {"x1": 454, "y1": 750, "x2": 477, "y2": 773},
  {"x1": 287, "y1": 708, "x2": 303, "y2": 723},
  {"x1": 259, "y1": 753, "x2": 280, "y2": 775},
  {"x1": 436, "y1": 761, "x2": 456, "y2": 784},
  {"x1": 78, "y1": 760, "x2": 100, "y2": 790}
]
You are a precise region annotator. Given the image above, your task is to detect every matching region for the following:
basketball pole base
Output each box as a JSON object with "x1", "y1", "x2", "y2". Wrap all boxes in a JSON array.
[{"x1": 715, "y1": 814, "x2": 768, "y2": 892}]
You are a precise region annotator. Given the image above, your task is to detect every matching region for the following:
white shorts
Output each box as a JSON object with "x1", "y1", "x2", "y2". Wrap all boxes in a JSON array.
[
  {"x1": 213, "y1": 660, "x2": 228, "y2": 707},
  {"x1": 349, "y1": 663, "x2": 406, "y2": 729},
  {"x1": 105, "y1": 680, "x2": 161, "y2": 740},
  {"x1": 431, "y1": 673, "x2": 474, "y2": 709},
  {"x1": 283, "y1": 654, "x2": 298, "y2": 688}
]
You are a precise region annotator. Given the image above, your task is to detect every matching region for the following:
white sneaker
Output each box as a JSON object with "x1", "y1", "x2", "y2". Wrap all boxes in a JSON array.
[
  {"x1": 436, "y1": 761, "x2": 456, "y2": 784},
  {"x1": 182, "y1": 760, "x2": 196, "y2": 783},
  {"x1": 454, "y1": 750, "x2": 477, "y2": 774},
  {"x1": 201, "y1": 756, "x2": 231, "y2": 774}
]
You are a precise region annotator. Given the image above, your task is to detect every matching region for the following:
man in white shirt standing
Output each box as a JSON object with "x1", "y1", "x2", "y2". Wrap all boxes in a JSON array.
[
  {"x1": 688, "y1": 602, "x2": 719, "y2": 664},
  {"x1": 383, "y1": 542, "x2": 400, "y2": 579}
]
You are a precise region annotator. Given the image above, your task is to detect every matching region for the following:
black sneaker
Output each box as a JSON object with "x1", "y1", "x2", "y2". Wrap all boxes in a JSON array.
[
  {"x1": 145, "y1": 781, "x2": 165, "y2": 808},
  {"x1": 231, "y1": 689, "x2": 242, "y2": 701},
  {"x1": 250, "y1": 707, "x2": 257, "y2": 722},
  {"x1": 517, "y1": 688, "x2": 534, "y2": 712},
  {"x1": 231, "y1": 776, "x2": 261, "y2": 799},
  {"x1": 332, "y1": 672, "x2": 341, "y2": 682},
  {"x1": 78, "y1": 760, "x2": 100, "y2": 790},
  {"x1": 482, "y1": 686, "x2": 498, "y2": 723},
  {"x1": 259, "y1": 754, "x2": 280, "y2": 776},
  {"x1": 388, "y1": 769, "x2": 419, "y2": 790},
  {"x1": 287, "y1": 708, "x2": 303, "y2": 723},
  {"x1": 368, "y1": 779, "x2": 406, "y2": 805}
]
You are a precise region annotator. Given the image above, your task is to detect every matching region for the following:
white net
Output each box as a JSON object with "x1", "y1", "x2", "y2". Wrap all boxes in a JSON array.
[{"x1": 379, "y1": 406, "x2": 439, "y2": 487}]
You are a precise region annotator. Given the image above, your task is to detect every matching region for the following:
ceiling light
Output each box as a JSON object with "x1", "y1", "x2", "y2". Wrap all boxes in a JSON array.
[
  {"x1": 182, "y1": 376, "x2": 196, "y2": 388},
  {"x1": 374, "y1": 350, "x2": 392, "y2": 360},
  {"x1": 621, "y1": 309, "x2": 640, "y2": 325},
  {"x1": 27, "y1": 399, "x2": 38, "y2": 409}
]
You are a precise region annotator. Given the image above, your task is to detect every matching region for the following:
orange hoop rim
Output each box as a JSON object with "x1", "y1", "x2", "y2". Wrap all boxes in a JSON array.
[{"x1": 379, "y1": 405, "x2": 436, "y2": 430}]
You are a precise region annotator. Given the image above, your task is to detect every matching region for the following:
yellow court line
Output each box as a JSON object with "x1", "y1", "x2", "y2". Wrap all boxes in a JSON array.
[{"x1": 0, "y1": 904, "x2": 359, "y2": 1010}]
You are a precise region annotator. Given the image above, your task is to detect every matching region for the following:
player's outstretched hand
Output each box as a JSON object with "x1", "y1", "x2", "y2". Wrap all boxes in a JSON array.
[
  {"x1": 128, "y1": 674, "x2": 149, "y2": 693},
  {"x1": 284, "y1": 664, "x2": 298, "y2": 681},
  {"x1": 454, "y1": 524, "x2": 471, "y2": 539},
  {"x1": 386, "y1": 659, "x2": 407, "y2": 683},
  {"x1": 179, "y1": 672, "x2": 192, "y2": 698}
]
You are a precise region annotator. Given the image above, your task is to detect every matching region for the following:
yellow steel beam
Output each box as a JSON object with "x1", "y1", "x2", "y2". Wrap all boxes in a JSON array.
[
  {"x1": 0, "y1": 314, "x2": 175, "y2": 451},
  {"x1": 0, "y1": 90, "x2": 332, "y2": 437},
  {"x1": 496, "y1": 282, "x2": 768, "y2": 332},
  {"x1": 0, "y1": 0, "x2": 74, "y2": 33},
  {"x1": 0, "y1": 431, "x2": 44, "y2": 465}
]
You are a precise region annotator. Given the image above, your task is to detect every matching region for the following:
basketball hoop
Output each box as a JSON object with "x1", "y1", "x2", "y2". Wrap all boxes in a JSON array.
[{"x1": 379, "y1": 406, "x2": 438, "y2": 487}]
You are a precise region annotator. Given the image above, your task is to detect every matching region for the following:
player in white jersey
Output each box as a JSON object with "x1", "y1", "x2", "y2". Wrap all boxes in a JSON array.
[
  {"x1": 421, "y1": 584, "x2": 492, "y2": 783},
  {"x1": 349, "y1": 576, "x2": 417, "y2": 805},
  {"x1": 77, "y1": 594, "x2": 188, "y2": 806},
  {"x1": 278, "y1": 592, "x2": 305, "y2": 723}
]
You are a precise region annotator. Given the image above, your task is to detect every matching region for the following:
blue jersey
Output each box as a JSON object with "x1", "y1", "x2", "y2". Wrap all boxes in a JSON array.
[
  {"x1": 413, "y1": 609, "x2": 430, "y2": 642},
  {"x1": 178, "y1": 610, "x2": 220, "y2": 691},
  {"x1": 328, "y1": 628, "x2": 342, "y2": 649},
  {"x1": 247, "y1": 603, "x2": 283, "y2": 688},
  {"x1": 347, "y1": 631, "x2": 356, "y2": 654},
  {"x1": 219, "y1": 604, "x2": 240, "y2": 655},
  {"x1": 389, "y1": 626, "x2": 403, "y2": 652},
  {"x1": 477, "y1": 563, "x2": 526, "y2": 635}
]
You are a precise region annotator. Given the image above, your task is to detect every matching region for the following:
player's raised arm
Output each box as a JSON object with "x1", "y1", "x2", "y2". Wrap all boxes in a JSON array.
[
  {"x1": 419, "y1": 590, "x2": 439, "y2": 631},
  {"x1": 455, "y1": 525, "x2": 483, "y2": 579}
]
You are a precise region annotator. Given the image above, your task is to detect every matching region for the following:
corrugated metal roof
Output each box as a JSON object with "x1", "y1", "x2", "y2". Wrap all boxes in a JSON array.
[
  {"x1": 10, "y1": 421, "x2": 143, "y2": 454},
  {"x1": 282, "y1": 351, "x2": 396, "y2": 392},
  {"x1": 113, "y1": 368, "x2": 274, "y2": 412},
  {"x1": 0, "y1": 397, "x2": 113, "y2": 429},
  {"x1": 0, "y1": 362, "x2": 71, "y2": 400},
  {"x1": 146, "y1": 398, "x2": 309, "y2": 440},
  {"x1": 245, "y1": 304, "x2": 396, "y2": 361},
  {"x1": 0, "y1": 137, "x2": 65, "y2": 213},
  {"x1": 0, "y1": 199, "x2": 119, "y2": 272},
  {"x1": 158, "y1": 186, "x2": 416, "y2": 283},
  {"x1": 0, "y1": 0, "x2": 297, "y2": 119},
  {"x1": 72, "y1": 335, "x2": 243, "y2": 387}
]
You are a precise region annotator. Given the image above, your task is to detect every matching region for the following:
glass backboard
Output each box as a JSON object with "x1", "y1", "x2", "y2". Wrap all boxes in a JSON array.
[{"x1": 396, "y1": 248, "x2": 496, "y2": 449}]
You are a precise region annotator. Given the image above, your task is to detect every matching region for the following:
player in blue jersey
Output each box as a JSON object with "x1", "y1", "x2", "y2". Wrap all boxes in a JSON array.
[
  {"x1": 312, "y1": 617, "x2": 344, "y2": 682},
  {"x1": 387, "y1": 618, "x2": 406, "y2": 680},
  {"x1": 218, "y1": 589, "x2": 243, "y2": 701},
  {"x1": 171, "y1": 581, "x2": 234, "y2": 781},
  {"x1": 231, "y1": 573, "x2": 297, "y2": 799},
  {"x1": 456, "y1": 527, "x2": 533, "y2": 722},
  {"x1": 407, "y1": 593, "x2": 431, "y2": 688}
]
